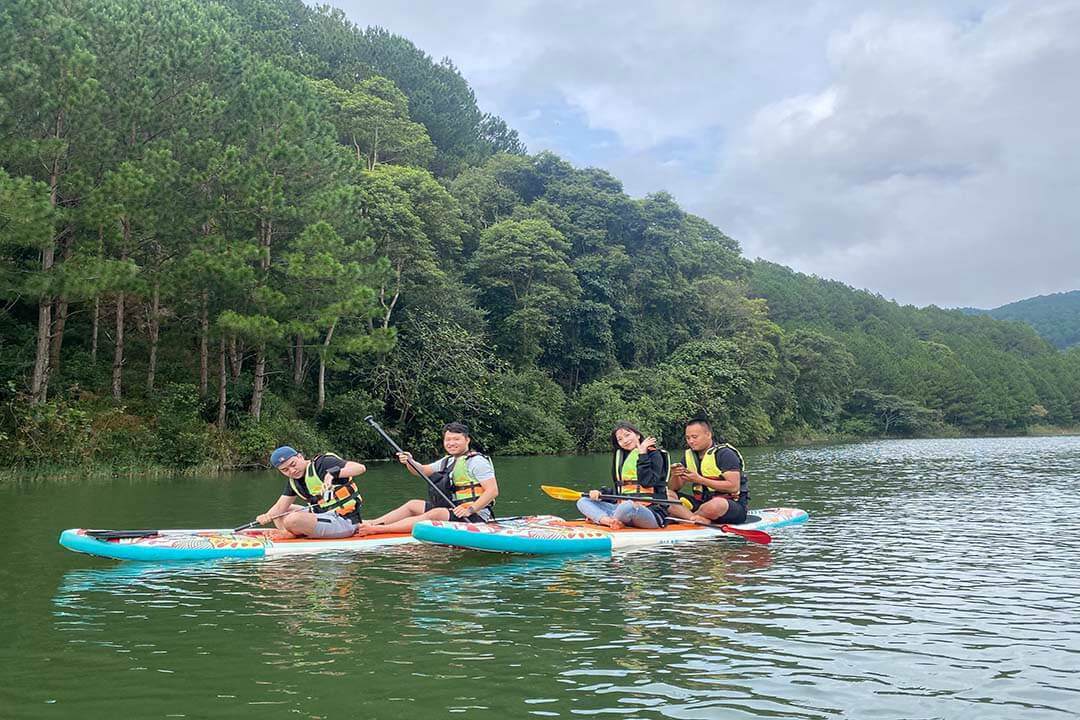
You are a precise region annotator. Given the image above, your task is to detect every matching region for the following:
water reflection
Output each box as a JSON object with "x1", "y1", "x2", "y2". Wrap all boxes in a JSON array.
[{"x1": 33, "y1": 437, "x2": 1080, "y2": 718}]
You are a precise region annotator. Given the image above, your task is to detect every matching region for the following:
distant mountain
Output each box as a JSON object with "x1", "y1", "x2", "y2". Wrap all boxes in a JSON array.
[{"x1": 965, "y1": 291, "x2": 1080, "y2": 349}]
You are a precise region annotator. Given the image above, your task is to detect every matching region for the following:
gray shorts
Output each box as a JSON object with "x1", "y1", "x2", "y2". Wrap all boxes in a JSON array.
[{"x1": 312, "y1": 512, "x2": 359, "y2": 538}]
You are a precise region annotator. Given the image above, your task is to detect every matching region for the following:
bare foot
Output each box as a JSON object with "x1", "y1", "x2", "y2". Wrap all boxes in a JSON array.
[
  {"x1": 269, "y1": 529, "x2": 296, "y2": 540},
  {"x1": 608, "y1": 518, "x2": 625, "y2": 530},
  {"x1": 689, "y1": 514, "x2": 711, "y2": 524},
  {"x1": 354, "y1": 523, "x2": 381, "y2": 536}
]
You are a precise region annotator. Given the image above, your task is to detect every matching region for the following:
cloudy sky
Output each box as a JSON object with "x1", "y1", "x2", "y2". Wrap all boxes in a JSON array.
[{"x1": 331, "y1": 0, "x2": 1079, "y2": 308}]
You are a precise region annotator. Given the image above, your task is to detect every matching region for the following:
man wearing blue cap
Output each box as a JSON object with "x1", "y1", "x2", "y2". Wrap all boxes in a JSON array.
[{"x1": 257, "y1": 446, "x2": 368, "y2": 538}]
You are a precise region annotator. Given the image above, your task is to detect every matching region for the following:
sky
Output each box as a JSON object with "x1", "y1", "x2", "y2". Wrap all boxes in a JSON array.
[{"x1": 330, "y1": 0, "x2": 1080, "y2": 309}]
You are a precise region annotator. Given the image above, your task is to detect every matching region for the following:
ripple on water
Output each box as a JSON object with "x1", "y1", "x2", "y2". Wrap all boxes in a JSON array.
[{"x1": 21, "y1": 437, "x2": 1080, "y2": 718}]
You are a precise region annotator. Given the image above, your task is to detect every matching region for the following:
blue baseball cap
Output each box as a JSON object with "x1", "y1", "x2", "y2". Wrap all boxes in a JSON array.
[{"x1": 270, "y1": 446, "x2": 298, "y2": 467}]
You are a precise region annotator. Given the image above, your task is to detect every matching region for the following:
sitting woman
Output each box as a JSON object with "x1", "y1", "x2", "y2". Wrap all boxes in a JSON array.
[{"x1": 576, "y1": 421, "x2": 670, "y2": 529}]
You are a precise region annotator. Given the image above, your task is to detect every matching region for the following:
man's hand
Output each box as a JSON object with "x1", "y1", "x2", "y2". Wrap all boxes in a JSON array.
[{"x1": 452, "y1": 503, "x2": 474, "y2": 518}]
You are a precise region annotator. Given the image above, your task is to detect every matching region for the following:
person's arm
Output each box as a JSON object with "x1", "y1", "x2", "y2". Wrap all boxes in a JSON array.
[
  {"x1": 454, "y1": 477, "x2": 499, "y2": 517},
  {"x1": 257, "y1": 494, "x2": 294, "y2": 525},
  {"x1": 330, "y1": 460, "x2": 367, "y2": 482},
  {"x1": 396, "y1": 452, "x2": 435, "y2": 477},
  {"x1": 689, "y1": 449, "x2": 741, "y2": 495},
  {"x1": 451, "y1": 457, "x2": 498, "y2": 517},
  {"x1": 635, "y1": 442, "x2": 666, "y2": 489}
]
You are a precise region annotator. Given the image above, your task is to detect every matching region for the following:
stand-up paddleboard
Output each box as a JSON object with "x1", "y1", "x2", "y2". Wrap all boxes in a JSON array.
[
  {"x1": 59, "y1": 515, "x2": 565, "y2": 561},
  {"x1": 412, "y1": 507, "x2": 808, "y2": 555}
]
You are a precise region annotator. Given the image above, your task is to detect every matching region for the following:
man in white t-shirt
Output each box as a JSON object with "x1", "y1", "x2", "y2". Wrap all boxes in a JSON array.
[{"x1": 356, "y1": 422, "x2": 499, "y2": 535}]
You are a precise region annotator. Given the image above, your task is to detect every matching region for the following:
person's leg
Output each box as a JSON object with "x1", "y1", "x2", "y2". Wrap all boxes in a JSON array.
[
  {"x1": 576, "y1": 498, "x2": 619, "y2": 524},
  {"x1": 666, "y1": 498, "x2": 695, "y2": 521},
  {"x1": 694, "y1": 497, "x2": 735, "y2": 523},
  {"x1": 710, "y1": 500, "x2": 748, "y2": 525},
  {"x1": 355, "y1": 506, "x2": 451, "y2": 535},
  {"x1": 308, "y1": 513, "x2": 360, "y2": 539},
  {"x1": 613, "y1": 502, "x2": 660, "y2": 529},
  {"x1": 270, "y1": 504, "x2": 309, "y2": 538},
  {"x1": 365, "y1": 499, "x2": 427, "y2": 526}
]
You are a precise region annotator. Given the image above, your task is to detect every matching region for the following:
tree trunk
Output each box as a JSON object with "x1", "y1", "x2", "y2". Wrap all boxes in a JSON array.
[
  {"x1": 90, "y1": 296, "x2": 99, "y2": 363},
  {"x1": 198, "y1": 290, "x2": 209, "y2": 397},
  {"x1": 379, "y1": 260, "x2": 403, "y2": 330},
  {"x1": 146, "y1": 281, "x2": 160, "y2": 392},
  {"x1": 48, "y1": 233, "x2": 74, "y2": 374},
  {"x1": 292, "y1": 334, "x2": 303, "y2": 386},
  {"x1": 317, "y1": 319, "x2": 337, "y2": 412},
  {"x1": 112, "y1": 237, "x2": 128, "y2": 400},
  {"x1": 32, "y1": 293, "x2": 52, "y2": 404},
  {"x1": 31, "y1": 143, "x2": 63, "y2": 404},
  {"x1": 112, "y1": 290, "x2": 125, "y2": 399},
  {"x1": 228, "y1": 335, "x2": 242, "y2": 380},
  {"x1": 217, "y1": 335, "x2": 227, "y2": 428},
  {"x1": 249, "y1": 343, "x2": 266, "y2": 421}
]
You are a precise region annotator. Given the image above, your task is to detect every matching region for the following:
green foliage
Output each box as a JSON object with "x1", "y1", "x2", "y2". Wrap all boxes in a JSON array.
[
  {"x1": 983, "y1": 290, "x2": 1080, "y2": 350},
  {"x1": 153, "y1": 383, "x2": 211, "y2": 468},
  {"x1": 0, "y1": 0, "x2": 1077, "y2": 474},
  {"x1": 317, "y1": 389, "x2": 386, "y2": 458},
  {"x1": 482, "y1": 370, "x2": 574, "y2": 455}
]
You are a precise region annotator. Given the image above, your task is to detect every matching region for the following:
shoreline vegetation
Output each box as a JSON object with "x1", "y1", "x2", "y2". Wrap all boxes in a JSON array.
[
  {"x1": 4, "y1": 429, "x2": 1078, "y2": 483},
  {"x1": 3, "y1": 0, "x2": 1079, "y2": 475}
]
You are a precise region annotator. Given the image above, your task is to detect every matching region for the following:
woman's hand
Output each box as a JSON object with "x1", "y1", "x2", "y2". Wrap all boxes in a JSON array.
[
  {"x1": 588, "y1": 490, "x2": 602, "y2": 501},
  {"x1": 396, "y1": 452, "x2": 412, "y2": 465},
  {"x1": 639, "y1": 436, "x2": 657, "y2": 453}
]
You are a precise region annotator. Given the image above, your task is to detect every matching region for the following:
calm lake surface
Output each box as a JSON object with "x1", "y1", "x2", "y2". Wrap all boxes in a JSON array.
[{"x1": 2, "y1": 436, "x2": 1079, "y2": 719}]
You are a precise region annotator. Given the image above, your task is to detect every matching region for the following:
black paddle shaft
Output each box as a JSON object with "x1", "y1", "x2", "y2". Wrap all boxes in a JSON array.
[{"x1": 363, "y1": 416, "x2": 486, "y2": 522}]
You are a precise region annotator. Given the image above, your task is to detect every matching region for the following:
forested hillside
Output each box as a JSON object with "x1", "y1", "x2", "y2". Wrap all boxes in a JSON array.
[
  {"x1": 978, "y1": 291, "x2": 1080, "y2": 350},
  {"x1": 2, "y1": 0, "x2": 1078, "y2": 471}
]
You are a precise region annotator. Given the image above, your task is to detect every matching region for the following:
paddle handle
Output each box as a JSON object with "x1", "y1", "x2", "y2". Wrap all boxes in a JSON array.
[
  {"x1": 233, "y1": 506, "x2": 312, "y2": 533},
  {"x1": 594, "y1": 493, "x2": 688, "y2": 507},
  {"x1": 363, "y1": 416, "x2": 485, "y2": 522}
]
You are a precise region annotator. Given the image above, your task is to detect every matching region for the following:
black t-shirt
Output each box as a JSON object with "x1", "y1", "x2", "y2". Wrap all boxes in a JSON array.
[
  {"x1": 282, "y1": 454, "x2": 348, "y2": 498},
  {"x1": 713, "y1": 447, "x2": 749, "y2": 503}
]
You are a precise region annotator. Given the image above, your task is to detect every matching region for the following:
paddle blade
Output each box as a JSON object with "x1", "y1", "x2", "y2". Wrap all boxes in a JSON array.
[
  {"x1": 720, "y1": 525, "x2": 772, "y2": 545},
  {"x1": 540, "y1": 485, "x2": 584, "y2": 501}
]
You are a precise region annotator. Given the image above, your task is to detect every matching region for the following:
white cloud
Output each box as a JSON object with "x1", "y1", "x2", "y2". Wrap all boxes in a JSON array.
[{"x1": 330, "y1": 0, "x2": 1080, "y2": 307}]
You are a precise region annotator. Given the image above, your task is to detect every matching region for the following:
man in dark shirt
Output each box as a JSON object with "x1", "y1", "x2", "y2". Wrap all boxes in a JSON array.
[
  {"x1": 667, "y1": 419, "x2": 750, "y2": 525},
  {"x1": 257, "y1": 446, "x2": 368, "y2": 538}
]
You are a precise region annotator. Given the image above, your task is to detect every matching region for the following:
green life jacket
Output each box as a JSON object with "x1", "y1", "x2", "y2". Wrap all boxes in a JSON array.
[
  {"x1": 612, "y1": 448, "x2": 670, "y2": 503},
  {"x1": 448, "y1": 452, "x2": 491, "y2": 505},
  {"x1": 288, "y1": 452, "x2": 362, "y2": 517},
  {"x1": 685, "y1": 444, "x2": 748, "y2": 503}
]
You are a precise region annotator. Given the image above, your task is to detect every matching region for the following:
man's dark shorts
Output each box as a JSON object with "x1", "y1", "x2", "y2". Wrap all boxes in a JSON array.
[{"x1": 686, "y1": 495, "x2": 748, "y2": 525}]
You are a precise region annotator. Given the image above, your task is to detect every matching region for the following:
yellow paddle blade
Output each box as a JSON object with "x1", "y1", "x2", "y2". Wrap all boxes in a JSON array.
[{"x1": 540, "y1": 485, "x2": 584, "y2": 501}]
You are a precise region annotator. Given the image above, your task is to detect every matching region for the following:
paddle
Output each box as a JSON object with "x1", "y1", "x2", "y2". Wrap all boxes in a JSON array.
[
  {"x1": 540, "y1": 484, "x2": 691, "y2": 507},
  {"x1": 86, "y1": 507, "x2": 314, "y2": 540},
  {"x1": 663, "y1": 516, "x2": 772, "y2": 545},
  {"x1": 363, "y1": 415, "x2": 489, "y2": 524},
  {"x1": 539, "y1": 484, "x2": 771, "y2": 545}
]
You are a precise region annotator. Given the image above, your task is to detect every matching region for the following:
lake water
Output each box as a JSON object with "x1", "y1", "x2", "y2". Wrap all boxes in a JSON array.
[{"x1": 2, "y1": 436, "x2": 1079, "y2": 719}]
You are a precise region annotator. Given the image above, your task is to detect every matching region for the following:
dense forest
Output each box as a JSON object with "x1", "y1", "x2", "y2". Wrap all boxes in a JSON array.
[
  {"x1": 963, "y1": 291, "x2": 1080, "y2": 350},
  {"x1": 2, "y1": 0, "x2": 1078, "y2": 472}
]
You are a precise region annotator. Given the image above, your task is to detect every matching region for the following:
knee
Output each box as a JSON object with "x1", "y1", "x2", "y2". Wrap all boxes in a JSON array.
[
  {"x1": 575, "y1": 498, "x2": 591, "y2": 513},
  {"x1": 612, "y1": 501, "x2": 633, "y2": 521}
]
